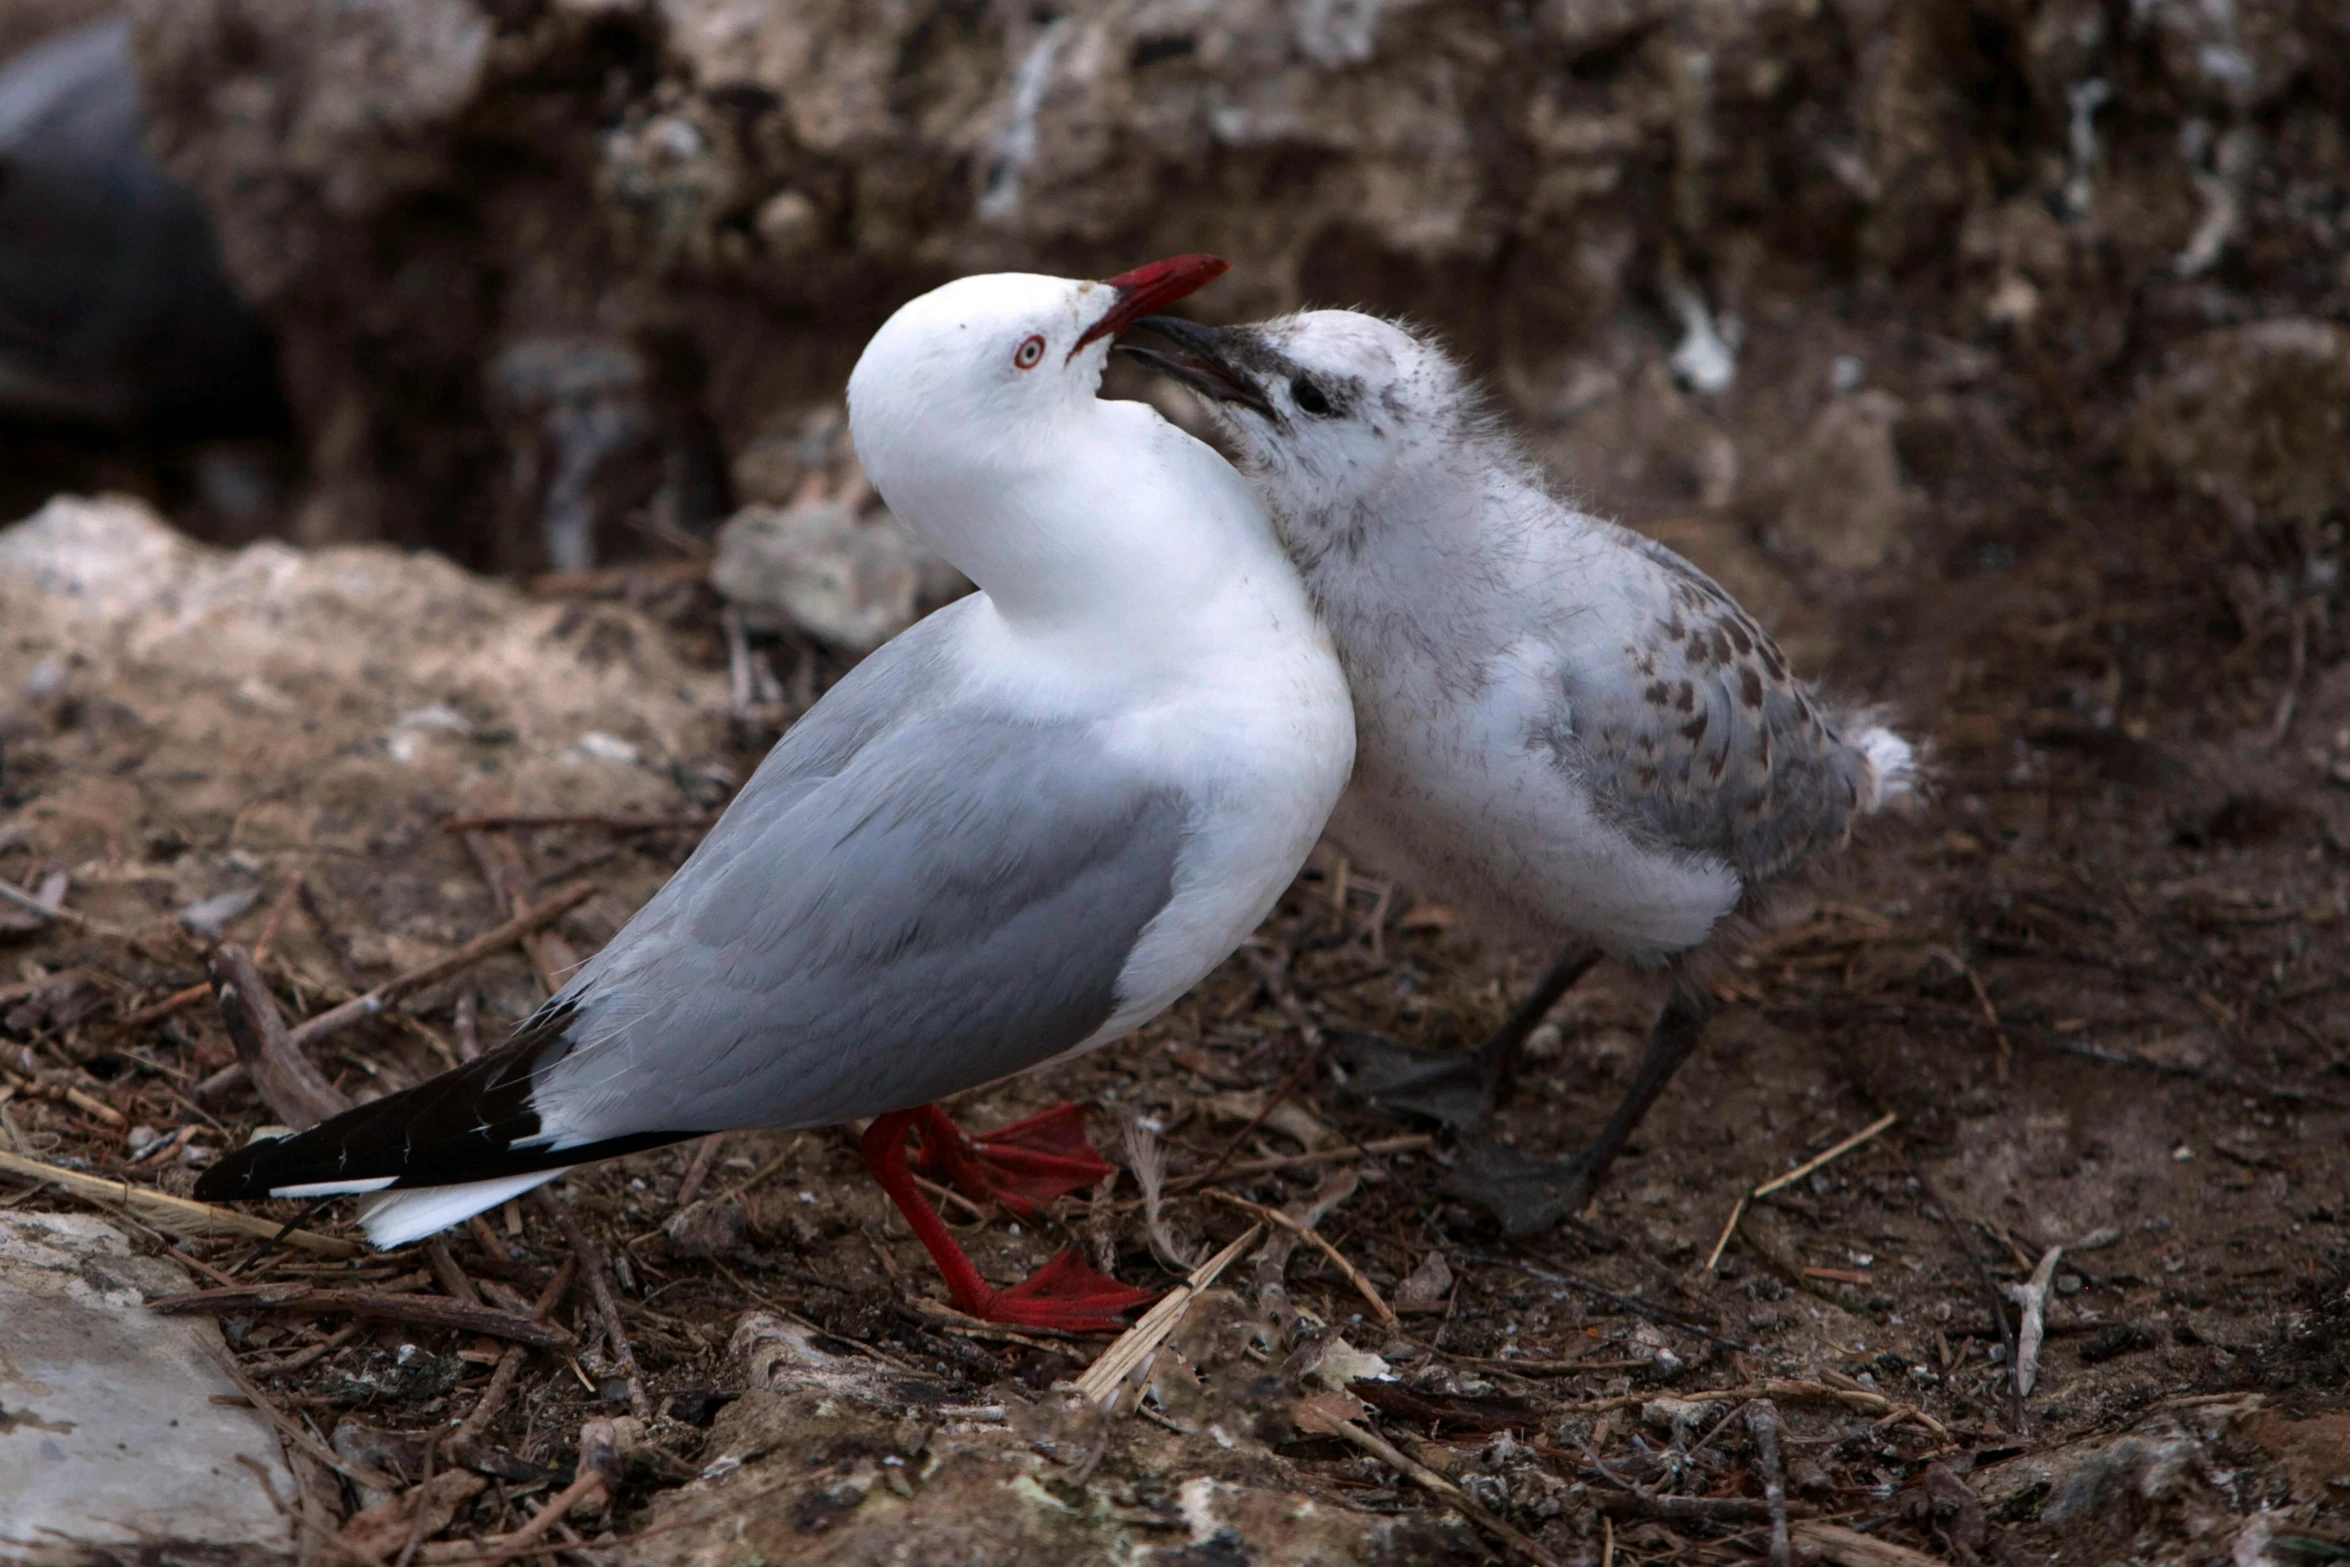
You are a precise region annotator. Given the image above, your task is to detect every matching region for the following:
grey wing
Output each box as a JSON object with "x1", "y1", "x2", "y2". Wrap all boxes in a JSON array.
[
  {"x1": 528, "y1": 640, "x2": 1189, "y2": 1140},
  {"x1": 1551, "y1": 525, "x2": 1876, "y2": 886}
]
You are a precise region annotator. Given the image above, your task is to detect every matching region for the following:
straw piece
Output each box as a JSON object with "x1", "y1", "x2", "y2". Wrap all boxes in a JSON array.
[
  {"x1": 1075, "y1": 1223, "x2": 1260, "y2": 1406},
  {"x1": 0, "y1": 1147, "x2": 360, "y2": 1256}
]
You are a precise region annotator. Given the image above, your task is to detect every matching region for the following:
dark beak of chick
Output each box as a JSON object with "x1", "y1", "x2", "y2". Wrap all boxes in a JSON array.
[{"x1": 1117, "y1": 316, "x2": 1281, "y2": 420}]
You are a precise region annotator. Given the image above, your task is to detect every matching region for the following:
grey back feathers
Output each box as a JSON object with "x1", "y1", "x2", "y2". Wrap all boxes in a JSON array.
[{"x1": 536, "y1": 600, "x2": 1188, "y2": 1138}]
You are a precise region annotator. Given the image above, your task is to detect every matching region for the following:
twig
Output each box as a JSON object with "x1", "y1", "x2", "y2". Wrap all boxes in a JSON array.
[
  {"x1": 285, "y1": 884, "x2": 594, "y2": 1050},
  {"x1": 1163, "y1": 1133, "x2": 1432, "y2": 1193},
  {"x1": 210, "y1": 945, "x2": 352, "y2": 1127},
  {"x1": 115, "y1": 982, "x2": 212, "y2": 1032},
  {"x1": 450, "y1": 1258, "x2": 575, "y2": 1451},
  {"x1": 0, "y1": 1147, "x2": 359, "y2": 1255},
  {"x1": 673, "y1": 1134, "x2": 726, "y2": 1210},
  {"x1": 1075, "y1": 1224, "x2": 1261, "y2": 1406},
  {"x1": 1296, "y1": 1403, "x2": 1562, "y2": 1567},
  {"x1": 1205, "y1": 1189, "x2": 1399, "y2": 1329},
  {"x1": 424, "y1": 1239, "x2": 484, "y2": 1307},
  {"x1": 254, "y1": 873, "x2": 304, "y2": 963},
  {"x1": 151, "y1": 1283, "x2": 578, "y2": 1349},
  {"x1": 461, "y1": 829, "x2": 577, "y2": 998},
  {"x1": 1909, "y1": 1157, "x2": 2024, "y2": 1434},
  {"x1": 1790, "y1": 1522, "x2": 1949, "y2": 1567},
  {"x1": 537, "y1": 1193, "x2": 652, "y2": 1420},
  {"x1": 1563, "y1": 1379, "x2": 1950, "y2": 1440},
  {"x1": 1753, "y1": 1113, "x2": 1900, "y2": 1200},
  {"x1": 0, "y1": 875, "x2": 76, "y2": 926},
  {"x1": 1746, "y1": 1399, "x2": 1792, "y2": 1567},
  {"x1": 2007, "y1": 1244, "x2": 2063, "y2": 1400},
  {"x1": 1704, "y1": 1193, "x2": 1749, "y2": 1272}
]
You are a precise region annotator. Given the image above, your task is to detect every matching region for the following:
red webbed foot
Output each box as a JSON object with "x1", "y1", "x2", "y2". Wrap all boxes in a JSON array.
[
  {"x1": 861, "y1": 1106, "x2": 1156, "y2": 1333},
  {"x1": 905, "y1": 1102, "x2": 1117, "y2": 1219}
]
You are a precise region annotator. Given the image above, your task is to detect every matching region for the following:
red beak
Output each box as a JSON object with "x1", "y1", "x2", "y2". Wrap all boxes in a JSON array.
[{"x1": 1069, "y1": 254, "x2": 1231, "y2": 359}]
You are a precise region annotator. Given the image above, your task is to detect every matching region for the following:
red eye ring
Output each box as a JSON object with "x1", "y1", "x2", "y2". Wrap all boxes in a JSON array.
[{"x1": 1012, "y1": 334, "x2": 1046, "y2": 370}]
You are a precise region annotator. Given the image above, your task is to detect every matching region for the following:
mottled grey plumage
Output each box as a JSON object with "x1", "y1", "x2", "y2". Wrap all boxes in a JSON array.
[
  {"x1": 1540, "y1": 526, "x2": 1883, "y2": 895},
  {"x1": 1126, "y1": 307, "x2": 1916, "y2": 1235}
]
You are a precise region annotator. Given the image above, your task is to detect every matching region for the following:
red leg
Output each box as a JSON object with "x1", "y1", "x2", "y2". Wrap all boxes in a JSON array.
[
  {"x1": 860, "y1": 1108, "x2": 1156, "y2": 1332},
  {"x1": 908, "y1": 1102, "x2": 1118, "y2": 1219}
]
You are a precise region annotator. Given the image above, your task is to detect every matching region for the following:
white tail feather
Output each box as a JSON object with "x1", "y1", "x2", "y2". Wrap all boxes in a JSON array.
[
  {"x1": 1858, "y1": 726, "x2": 1917, "y2": 810},
  {"x1": 355, "y1": 1169, "x2": 566, "y2": 1248}
]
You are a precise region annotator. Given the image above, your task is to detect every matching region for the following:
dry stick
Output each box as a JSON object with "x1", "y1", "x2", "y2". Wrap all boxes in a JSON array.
[
  {"x1": 2007, "y1": 1244, "x2": 2063, "y2": 1402},
  {"x1": 1163, "y1": 1134, "x2": 1432, "y2": 1194},
  {"x1": 287, "y1": 885, "x2": 595, "y2": 1051},
  {"x1": 1752, "y1": 1113, "x2": 1900, "y2": 1200},
  {"x1": 1565, "y1": 1378, "x2": 1951, "y2": 1440},
  {"x1": 424, "y1": 1239, "x2": 485, "y2": 1307},
  {"x1": 151, "y1": 1283, "x2": 578, "y2": 1349},
  {"x1": 450, "y1": 1258, "x2": 576, "y2": 1452},
  {"x1": 1205, "y1": 1188, "x2": 1399, "y2": 1330},
  {"x1": 463, "y1": 829, "x2": 577, "y2": 997},
  {"x1": 673, "y1": 1134, "x2": 726, "y2": 1210},
  {"x1": 115, "y1": 982, "x2": 212, "y2": 1031},
  {"x1": 249, "y1": 1321, "x2": 366, "y2": 1377},
  {"x1": 1296, "y1": 1403, "x2": 1562, "y2": 1567},
  {"x1": 254, "y1": 873, "x2": 305, "y2": 963},
  {"x1": 211, "y1": 945, "x2": 353, "y2": 1127},
  {"x1": 1746, "y1": 1399, "x2": 1792, "y2": 1567},
  {"x1": 1908, "y1": 1156, "x2": 2024, "y2": 1435},
  {"x1": 536, "y1": 1193, "x2": 653, "y2": 1421},
  {"x1": 0, "y1": 1147, "x2": 360, "y2": 1254},
  {"x1": 1709, "y1": 1112, "x2": 1900, "y2": 1271}
]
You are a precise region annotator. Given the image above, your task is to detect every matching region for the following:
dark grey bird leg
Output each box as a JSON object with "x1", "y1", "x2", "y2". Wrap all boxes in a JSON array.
[
  {"x1": 1438, "y1": 988, "x2": 1714, "y2": 1237},
  {"x1": 1338, "y1": 943, "x2": 1601, "y2": 1129}
]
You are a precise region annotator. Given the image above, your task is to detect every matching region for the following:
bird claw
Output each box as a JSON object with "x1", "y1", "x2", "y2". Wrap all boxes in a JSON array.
[
  {"x1": 908, "y1": 1103, "x2": 1117, "y2": 1220},
  {"x1": 1334, "y1": 1030, "x2": 1504, "y2": 1131},
  {"x1": 1435, "y1": 1135, "x2": 1593, "y2": 1239},
  {"x1": 970, "y1": 1249, "x2": 1159, "y2": 1332}
]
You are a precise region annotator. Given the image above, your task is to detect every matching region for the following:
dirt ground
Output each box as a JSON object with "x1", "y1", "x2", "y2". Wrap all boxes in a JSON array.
[{"x1": 4, "y1": 283, "x2": 2347, "y2": 1567}]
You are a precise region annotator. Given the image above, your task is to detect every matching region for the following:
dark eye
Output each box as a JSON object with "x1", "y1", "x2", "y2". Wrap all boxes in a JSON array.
[
  {"x1": 1290, "y1": 377, "x2": 1331, "y2": 416},
  {"x1": 1013, "y1": 334, "x2": 1046, "y2": 370}
]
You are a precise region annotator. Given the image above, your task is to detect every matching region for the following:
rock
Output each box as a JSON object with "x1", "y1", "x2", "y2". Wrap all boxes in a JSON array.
[
  {"x1": 2122, "y1": 318, "x2": 2350, "y2": 528},
  {"x1": 663, "y1": 1195, "x2": 747, "y2": 1259},
  {"x1": 710, "y1": 499, "x2": 933, "y2": 652},
  {"x1": 1773, "y1": 390, "x2": 1917, "y2": 571},
  {"x1": 637, "y1": 1313, "x2": 1408, "y2": 1565},
  {"x1": 0, "y1": 1212, "x2": 295, "y2": 1556},
  {"x1": 0, "y1": 495, "x2": 727, "y2": 992}
]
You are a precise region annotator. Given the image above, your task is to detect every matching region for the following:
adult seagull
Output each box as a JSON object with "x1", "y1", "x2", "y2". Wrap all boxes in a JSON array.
[
  {"x1": 197, "y1": 259, "x2": 1355, "y2": 1330},
  {"x1": 1124, "y1": 309, "x2": 1914, "y2": 1235}
]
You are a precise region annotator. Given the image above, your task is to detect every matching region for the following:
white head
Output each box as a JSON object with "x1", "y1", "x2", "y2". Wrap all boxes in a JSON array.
[
  {"x1": 846, "y1": 257, "x2": 1231, "y2": 613},
  {"x1": 1121, "y1": 309, "x2": 1481, "y2": 556}
]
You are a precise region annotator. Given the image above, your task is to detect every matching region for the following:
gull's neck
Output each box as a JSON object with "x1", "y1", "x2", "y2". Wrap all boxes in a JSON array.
[{"x1": 872, "y1": 398, "x2": 1300, "y2": 664}]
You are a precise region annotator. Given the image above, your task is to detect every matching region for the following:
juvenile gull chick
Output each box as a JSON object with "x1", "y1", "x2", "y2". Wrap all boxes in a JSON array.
[
  {"x1": 1128, "y1": 310, "x2": 1915, "y2": 1235},
  {"x1": 197, "y1": 259, "x2": 1355, "y2": 1329}
]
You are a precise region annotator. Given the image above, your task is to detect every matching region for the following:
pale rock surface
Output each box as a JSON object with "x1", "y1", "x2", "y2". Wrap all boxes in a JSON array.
[{"x1": 0, "y1": 1212, "x2": 294, "y2": 1556}]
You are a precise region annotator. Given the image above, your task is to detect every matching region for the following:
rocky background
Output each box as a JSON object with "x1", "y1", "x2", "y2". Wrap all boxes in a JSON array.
[{"x1": 2, "y1": 2, "x2": 2347, "y2": 1565}]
